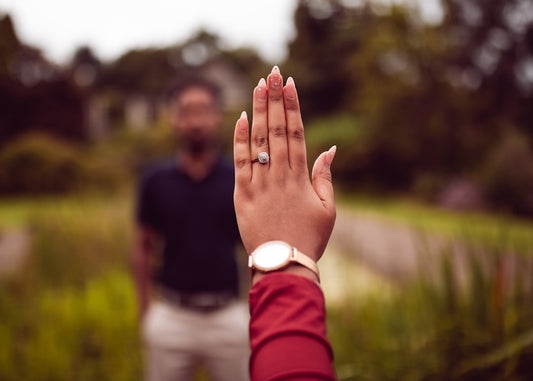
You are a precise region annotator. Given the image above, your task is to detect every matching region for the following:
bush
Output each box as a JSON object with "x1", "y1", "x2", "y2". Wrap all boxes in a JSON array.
[
  {"x1": 0, "y1": 133, "x2": 124, "y2": 195},
  {"x1": 0, "y1": 195, "x2": 140, "y2": 381},
  {"x1": 110, "y1": 122, "x2": 175, "y2": 174},
  {"x1": 479, "y1": 131, "x2": 533, "y2": 216},
  {"x1": 0, "y1": 271, "x2": 142, "y2": 381},
  {"x1": 305, "y1": 115, "x2": 371, "y2": 185}
]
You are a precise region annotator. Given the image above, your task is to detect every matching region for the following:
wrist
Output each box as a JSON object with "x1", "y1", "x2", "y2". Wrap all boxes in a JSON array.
[
  {"x1": 252, "y1": 263, "x2": 319, "y2": 285},
  {"x1": 248, "y1": 241, "x2": 321, "y2": 285}
]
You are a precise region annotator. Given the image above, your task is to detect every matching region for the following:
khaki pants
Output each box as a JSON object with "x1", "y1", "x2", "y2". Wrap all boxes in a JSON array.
[{"x1": 142, "y1": 300, "x2": 250, "y2": 381}]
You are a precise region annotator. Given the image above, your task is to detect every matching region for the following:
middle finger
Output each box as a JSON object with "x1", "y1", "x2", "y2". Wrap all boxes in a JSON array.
[{"x1": 267, "y1": 66, "x2": 289, "y2": 176}]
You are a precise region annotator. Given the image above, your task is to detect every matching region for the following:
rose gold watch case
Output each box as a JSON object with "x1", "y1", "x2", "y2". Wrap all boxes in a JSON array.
[{"x1": 249, "y1": 241, "x2": 320, "y2": 281}]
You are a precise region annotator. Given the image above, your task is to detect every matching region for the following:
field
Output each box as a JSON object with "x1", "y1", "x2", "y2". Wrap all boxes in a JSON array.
[{"x1": 1, "y1": 192, "x2": 533, "y2": 380}]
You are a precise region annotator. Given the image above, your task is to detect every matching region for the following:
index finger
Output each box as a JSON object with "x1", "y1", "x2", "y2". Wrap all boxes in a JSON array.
[{"x1": 234, "y1": 111, "x2": 251, "y2": 190}]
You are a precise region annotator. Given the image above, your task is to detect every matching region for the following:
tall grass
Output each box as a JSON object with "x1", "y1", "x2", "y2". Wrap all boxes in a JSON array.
[
  {"x1": 1, "y1": 194, "x2": 532, "y2": 380},
  {"x1": 327, "y1": 238, "x2": 533, "y2": 381},
  {"x1": 0, "y1": 194, "x2": 142, "y2": 381}
]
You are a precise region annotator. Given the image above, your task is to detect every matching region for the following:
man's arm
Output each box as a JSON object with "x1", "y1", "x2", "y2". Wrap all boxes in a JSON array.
[{"x1": 131, "y1": 225, "x2": 155, "y2": 319}]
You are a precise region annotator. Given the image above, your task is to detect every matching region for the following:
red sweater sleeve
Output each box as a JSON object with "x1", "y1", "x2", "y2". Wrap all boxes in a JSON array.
[{"x1": 249, "y1": 273, "x2": 337, "y2": 381}]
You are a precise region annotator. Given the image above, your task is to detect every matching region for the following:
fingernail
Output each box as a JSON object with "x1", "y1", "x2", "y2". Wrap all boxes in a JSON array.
[
  {"x1": 270, "y1": 72, "x2": 282, "y2": 90},
  {"x1": 271, "y1": 65, "x2": 280, "y2": 74},
  {"x1": 256, "y1": 78, "x2": 267, "y2": 100},
  {"x1": 240, "y1": 110, "x2": 247, "y2": 120},
  {"x1": 326, "y1": 145, "x2": 337, "y2": 166},
  {"x1": 284, "y1": 77, "x2": 296, "y2": 100}
]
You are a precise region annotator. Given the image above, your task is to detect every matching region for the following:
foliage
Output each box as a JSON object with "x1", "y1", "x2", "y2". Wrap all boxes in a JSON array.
[
  {"x1": 305, "y1": 115, "x2": 371, "y2": 184},
  {"x1": 328, "y1": 240, "x2": 533, "y2": 381},
  {"x1": 338, "y1": 194, "x2": 533, "y2": 252},
  {"x1": 106, "y1": 120, "x2": 176, "y2": 174},
  {"x1": 0, "y1": 272, "x2": 142, "y2": 381},
  {"x1": 479, "y1": 130, "x2": 533, "y2": 216},
  {"x1": 0, "y1": 195, "x2": 140, "y2": 381},
  {"x1": 286, "y1": 0, "x2": 533, "y2": 214},
  {"x1": 0, "y1": 133, "x2": 124, "y2": 195},
  {"x1": 1, "y1": 194, "x2": 533, "y2": 380}
]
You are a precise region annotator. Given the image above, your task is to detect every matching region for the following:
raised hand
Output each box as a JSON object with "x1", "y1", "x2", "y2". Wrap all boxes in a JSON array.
[{"x1": 233, "y1": 66, "x2": 336, "y2": 281}]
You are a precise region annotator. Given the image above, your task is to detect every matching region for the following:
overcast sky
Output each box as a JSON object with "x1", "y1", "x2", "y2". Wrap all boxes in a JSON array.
[{"x1": 0, "y1": 0, "x2": 441, "y2": 65}]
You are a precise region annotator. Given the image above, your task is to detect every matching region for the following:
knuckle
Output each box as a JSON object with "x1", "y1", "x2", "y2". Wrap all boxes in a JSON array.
[
  {"x1": 290, "y1": 127, "x2": 305, "y2": 141},
  {"x1": 253, "y1": 103, "x2": 266, "y2": 113},
  {"x1": 269, "y1": 93, "x2": 283, "y2": 102},
  {"x1": 254, "y1": 135, "x2": 268, "y2": 147},
  {"x1": 235, "y1": 158, "x2": 249, "y2": 168},
  {"x1": 235, "y1": 134, "x2": 248, "y2": 144},
  {"x1": 270, "y1": 124, "x2": 286, "y2": 137},
  {"x1": 285, "y1": 99, "x2": 299, "y2": 111}
]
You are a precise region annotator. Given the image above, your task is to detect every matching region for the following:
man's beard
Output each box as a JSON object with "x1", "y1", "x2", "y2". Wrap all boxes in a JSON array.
[
  {"x1": 181, "y1": 133, "x2": 216, "y2": 155},
  {"x1": 186, "y1": 138, "x2": 209, "y2": 155}
]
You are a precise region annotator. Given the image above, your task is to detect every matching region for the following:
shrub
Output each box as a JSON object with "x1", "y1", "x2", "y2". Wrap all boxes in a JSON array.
[
  {"x1": 305, "y1": 115, "x2": 370, "y2": 185},
  {"x1": 0, "y1": 133, "x2": 124, "y2": 195},
  {"x1": 479, "y1": 131, "x2": 533, "y2": 216}
]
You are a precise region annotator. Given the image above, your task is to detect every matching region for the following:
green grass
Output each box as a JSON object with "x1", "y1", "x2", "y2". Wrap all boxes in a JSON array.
[
  {"x1": 338, "y1": 192, "x2": 533, "y2": 253},
  {"x1": 326, "y1": 245, "x2": 533, "y2": 381},
  {"x1": 0, "y1": 192, "x2": 132, "y2": 229},
  {"x1": 0, "y1": 193, "x2": 140, "y2": 381},
  {"x1": 1, "y1": 192, "x2": 533, "y2": 380}
]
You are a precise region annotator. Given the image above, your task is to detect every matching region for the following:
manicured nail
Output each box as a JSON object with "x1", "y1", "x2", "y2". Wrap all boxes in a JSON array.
[
  {"x1": 284, "y1": 77, "x2": 296, "y2": 100},
  {"x1": 240, "y1": 110, "x2": 247, "y2": 120},
  {"x1": 326, "y1": 145, "x2": 337, "y2": 166},
  {"x1": 271, "y1": 65, "x2": 280, "y2": 74},
  {"x1": 256, "y1": 78, "x2": 267, "y2": 100},
  {"x1": 270, "y1": 72, "x2": 282, "y2": 89}
]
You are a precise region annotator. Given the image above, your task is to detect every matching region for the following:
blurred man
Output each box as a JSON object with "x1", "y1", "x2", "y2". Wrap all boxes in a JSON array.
[{"x1": 132, "y1": 76, "x2": 249, "y2": 381}]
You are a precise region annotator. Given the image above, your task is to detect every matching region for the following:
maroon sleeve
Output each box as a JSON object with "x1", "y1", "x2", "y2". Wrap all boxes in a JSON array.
[{"x1": 249, "y1": 273, "x2": 337, "y2": 381}]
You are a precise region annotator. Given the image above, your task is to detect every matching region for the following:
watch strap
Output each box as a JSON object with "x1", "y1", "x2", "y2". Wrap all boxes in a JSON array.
[{"x1": 290, "y1": 247, "x2": 320, "y2": 282}]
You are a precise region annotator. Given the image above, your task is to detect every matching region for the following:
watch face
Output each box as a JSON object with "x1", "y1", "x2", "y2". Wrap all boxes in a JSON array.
[{"x1": 253, "y1": 241, "x2": 292, "y2": 271}]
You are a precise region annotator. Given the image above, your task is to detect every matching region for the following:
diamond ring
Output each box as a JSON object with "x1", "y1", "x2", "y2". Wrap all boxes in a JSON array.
[{"x1": 252, "y1": 152, "x2": 269, "y2": 164}]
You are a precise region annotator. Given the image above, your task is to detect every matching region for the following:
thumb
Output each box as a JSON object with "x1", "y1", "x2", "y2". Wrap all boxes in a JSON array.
[{"x1": 312, "y1": 145, "x2": 336, "y2": 207}]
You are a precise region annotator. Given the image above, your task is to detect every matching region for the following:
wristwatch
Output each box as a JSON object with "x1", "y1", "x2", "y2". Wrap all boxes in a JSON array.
[{"x1": 248, "y1": 241, "x2": 320, "y2": 281}]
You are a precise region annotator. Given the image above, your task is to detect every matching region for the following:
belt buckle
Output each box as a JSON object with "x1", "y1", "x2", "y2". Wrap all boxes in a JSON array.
[{"x1": 179, "y1": 291, "x2": 233, "y2": 312}]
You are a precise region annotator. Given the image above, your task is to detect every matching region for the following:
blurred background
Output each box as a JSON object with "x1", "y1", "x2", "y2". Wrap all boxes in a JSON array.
[{"x1": 1, "y1": 0, "x2": 533, "y2": 380}]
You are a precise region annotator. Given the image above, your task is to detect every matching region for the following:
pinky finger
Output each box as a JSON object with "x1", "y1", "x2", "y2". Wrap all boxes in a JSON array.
[{"x1": 234, "y1": 111, "x2": 252, "y2": 188}]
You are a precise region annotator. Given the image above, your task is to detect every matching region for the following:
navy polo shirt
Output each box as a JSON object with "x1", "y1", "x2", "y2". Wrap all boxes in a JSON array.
[{"x1": 137, "y1": 156, "x2": 241, "y2": 295}]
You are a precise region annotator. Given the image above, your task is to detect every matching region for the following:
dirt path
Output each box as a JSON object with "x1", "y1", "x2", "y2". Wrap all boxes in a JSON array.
[
  {"x1": 0, "y1": 228, "x2": 30, "y2": 277},
  {"x1": 322, "y1": 207, "x2": 532, "y2": 298}
]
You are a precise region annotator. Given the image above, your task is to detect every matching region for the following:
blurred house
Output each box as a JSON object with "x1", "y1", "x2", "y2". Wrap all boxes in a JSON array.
[
  {"x1": 2, "y1": 15, "x2": 252, "y2": 143},
  {"x1": 85, "y1": 58, "x2": 249, "y2": 137}
]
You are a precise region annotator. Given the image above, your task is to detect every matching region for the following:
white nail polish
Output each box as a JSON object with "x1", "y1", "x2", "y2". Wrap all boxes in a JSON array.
[
  {"x1": 326, "y1": 145, "x2": 337, "y2": 166},
  {"x1": 241, "y1": 111, "x2": 247, "y2": 120}
]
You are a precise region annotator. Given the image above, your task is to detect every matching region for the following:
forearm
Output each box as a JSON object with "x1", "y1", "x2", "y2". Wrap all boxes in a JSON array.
[
  {"x1": 132, "y1": 248, "x2": 150, "y2": 318},
  {"x1": 249, "y1": 273, "x2": 336, "y2": 381},
  {"x1": 131, "y1": 229, "x2": 153, "y2": 318}
]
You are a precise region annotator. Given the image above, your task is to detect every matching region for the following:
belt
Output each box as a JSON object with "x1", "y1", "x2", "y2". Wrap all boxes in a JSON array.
[{"x1": 159, "y1": 288, "x2": 236, "y2": 313}]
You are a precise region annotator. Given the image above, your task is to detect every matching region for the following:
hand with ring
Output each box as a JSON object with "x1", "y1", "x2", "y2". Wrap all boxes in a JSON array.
[{"x1": 233, "y1": 66, "x2": 337, "y2": 283}]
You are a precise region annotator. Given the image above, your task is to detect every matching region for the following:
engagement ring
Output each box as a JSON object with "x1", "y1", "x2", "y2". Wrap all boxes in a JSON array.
[{"x1": 252, "y1": 152, "x2": 270, "y2": 164}]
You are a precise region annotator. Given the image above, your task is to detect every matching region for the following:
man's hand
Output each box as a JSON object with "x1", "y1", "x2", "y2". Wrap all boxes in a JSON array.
[{"x1": 233, "y1": 66, "x2": 336, "y2": 281}]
